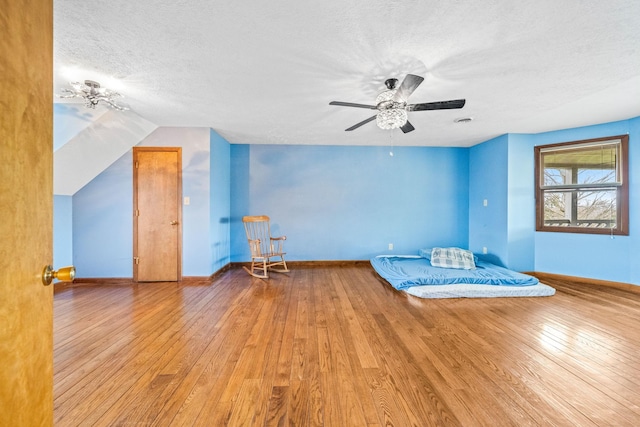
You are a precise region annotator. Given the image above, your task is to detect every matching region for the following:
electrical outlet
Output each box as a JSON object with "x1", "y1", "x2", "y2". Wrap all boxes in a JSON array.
[
  {"x1": 388, "y1": 243, "x2": 394, "y2": 251},
  {"x1": 483, "y1": 199, "x2": 488, "y2": 207},
  {"x1": 482, "y1": 247, "x2": 488, "y2": 254}
]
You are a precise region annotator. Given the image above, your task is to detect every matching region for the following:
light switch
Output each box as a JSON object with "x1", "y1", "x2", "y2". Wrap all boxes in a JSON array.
[
  {"x1": 184, "y1": 196, "x2": 190, "y2": 205},
  {"x1": 483, "y1": 199, "x2": 488, "y2": 207}
]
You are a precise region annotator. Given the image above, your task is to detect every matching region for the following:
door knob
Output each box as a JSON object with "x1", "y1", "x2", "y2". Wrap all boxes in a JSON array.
[
  {"x1": 170, "y1": 220, "x2": 179, "y2": 225},
  {"x1": 42, "y1": 265, "x2": 75, "y2": 286}
]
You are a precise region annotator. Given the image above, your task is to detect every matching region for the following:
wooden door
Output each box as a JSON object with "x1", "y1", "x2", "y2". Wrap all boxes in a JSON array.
[
  {"x1": 133, "y1": 148, "x2": 182, "y2": 282},
  {"x1": 0, "y1": 0, "x2": 54, "y2": 425}
]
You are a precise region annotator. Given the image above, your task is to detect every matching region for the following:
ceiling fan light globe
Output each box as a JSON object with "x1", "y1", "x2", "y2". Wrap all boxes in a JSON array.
[
  {"x1": 375, "y1": 89, "x2": 396, "y2": 104},
  {"x1": 376, "y1": 108, "x2": 407, "y2": 130}
]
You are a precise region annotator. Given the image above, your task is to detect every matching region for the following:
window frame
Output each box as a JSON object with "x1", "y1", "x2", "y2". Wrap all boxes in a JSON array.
[{"x1": 534, "y1": 135, "x2": 629, "y2": 235}]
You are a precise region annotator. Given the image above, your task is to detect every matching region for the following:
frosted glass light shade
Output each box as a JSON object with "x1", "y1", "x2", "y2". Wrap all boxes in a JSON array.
[
  {"x1": 376, "y1": 108, "x2": 407, "y2": 129},
  {"x1": 375, "y1": 89, "x2": 407, "y2": 129}
]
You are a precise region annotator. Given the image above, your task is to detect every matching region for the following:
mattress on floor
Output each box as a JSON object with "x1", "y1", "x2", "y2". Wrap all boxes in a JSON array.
[{"x1": 371, "y1": 255, "x2": 555, "y2": 299}]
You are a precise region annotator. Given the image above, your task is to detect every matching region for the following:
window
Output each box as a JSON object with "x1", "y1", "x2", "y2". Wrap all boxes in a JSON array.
[{"x1": 535, "y1": 135, "x2": 629, "y2": 235}]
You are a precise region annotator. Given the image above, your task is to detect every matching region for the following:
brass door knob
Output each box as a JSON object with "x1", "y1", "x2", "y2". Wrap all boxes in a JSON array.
[
  {"x1": 170, "y1": 220, "x2": 179, "y2": 225},
  {"x1": 42, "y1": 265, "x2": 75, "y2": 286}
]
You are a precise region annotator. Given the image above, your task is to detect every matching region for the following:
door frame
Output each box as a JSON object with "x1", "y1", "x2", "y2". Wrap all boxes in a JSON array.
[{"x1": 132, "y1": 147, "x2": 183, "y2": 282}]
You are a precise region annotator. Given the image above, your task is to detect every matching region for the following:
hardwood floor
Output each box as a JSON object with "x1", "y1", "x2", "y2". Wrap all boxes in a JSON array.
[{"x1": 54, "y1": 265, "x2": 640, "y2": 426}]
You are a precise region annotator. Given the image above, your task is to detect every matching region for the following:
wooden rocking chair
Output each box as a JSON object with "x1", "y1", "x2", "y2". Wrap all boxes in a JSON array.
[{"x1": 242, "y1": 215, "x2": 290, "y2": 278}]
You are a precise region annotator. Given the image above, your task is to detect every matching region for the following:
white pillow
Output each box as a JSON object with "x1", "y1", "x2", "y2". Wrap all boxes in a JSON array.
[{"x1": 430, "y1": 247, "x2": 476, "y2": 270}]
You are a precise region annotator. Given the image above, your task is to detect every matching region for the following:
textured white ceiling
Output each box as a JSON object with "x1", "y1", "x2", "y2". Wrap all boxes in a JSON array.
[{"x1": 54, "y1": 0, "x2": 640, "y2": 147}]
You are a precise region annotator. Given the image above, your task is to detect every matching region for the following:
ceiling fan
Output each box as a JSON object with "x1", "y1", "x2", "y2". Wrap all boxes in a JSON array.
[{"x1": 329, "y1": 74, "x2": 465, "y2": 133}]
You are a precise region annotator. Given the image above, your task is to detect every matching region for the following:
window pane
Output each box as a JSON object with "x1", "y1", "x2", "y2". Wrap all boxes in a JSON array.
[
  {"x1": 541, "y1": 142, "x2": 620, "y2": 186},
  {"x1": 543, "y1": 189, "x2": 617, "y2": 228},
  {"x1": 543, "y1": 191, "x2": 570, "y2": 223},
  {"x1": 535, "y1": 135, "x2": 628, "y2": 235},
  {"x1": 543, "y1": 167, "x2": 569, "y2": 186}
]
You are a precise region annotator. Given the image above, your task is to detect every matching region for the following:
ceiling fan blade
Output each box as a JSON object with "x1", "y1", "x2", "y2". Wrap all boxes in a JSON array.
[
  {"x1": 400, "y1": 121, "x2": 415, "y2": 133},
  {"x1": 408, "y1": 99, "x2": 466, "y2": 111},
  {"x1": 345, "y1": 115, "x2": 377, "y2": 131},
  {"x1": 393, "y1": 74, "x2": 424, "y2": 101},
  {"x1": 330, "y1": 101, "x2": 377, "y2": 109}
]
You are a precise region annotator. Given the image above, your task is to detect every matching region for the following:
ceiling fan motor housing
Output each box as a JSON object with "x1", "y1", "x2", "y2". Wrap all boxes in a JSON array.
[{"x1": 384, "y1": 78, "x2": 399, "y2": 90}]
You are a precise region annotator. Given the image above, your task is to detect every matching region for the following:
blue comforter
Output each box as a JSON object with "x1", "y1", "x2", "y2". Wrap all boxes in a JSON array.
[{"x1": 371, "y1": 256, "x2": 539, "y2": 290}]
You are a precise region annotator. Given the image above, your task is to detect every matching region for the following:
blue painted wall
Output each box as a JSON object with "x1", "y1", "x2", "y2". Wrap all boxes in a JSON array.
[
  {"x1": 210, "y1": 129, "x2": 231, "y2": 272},
  {"x1": 53, "y1": 103, "x2": 100, "y2": 270},
  {"x1": 73, "y1": 153, "x2": 133, "y2": 277},
  {"x1": 468, "y1": 134, "x2": 536, "y2": 271},
  {"x1": 55, "y1": 112, "x2": 639, "y2": 285},
  {"x1": 533, "y1": 118, "x2": 639, "y2": 285},
  {"x1": 230, "y1": 144, "x2": 470, "y2": 262},
  {"x1": 72, "y1": 127, "x2": 217, "y2": 278},
  {"x1": 506, "y1": 133, "x2": 536, "y2": 272},
  {"x1": 53, "y1": 195, "x2": 73, "y2": 268},
  {"x1": 468, "y1": 119, "x2": 637, "y2": 283},
  {"x1": 468, "y1": 135, "x2": 509, "y2": 265}
]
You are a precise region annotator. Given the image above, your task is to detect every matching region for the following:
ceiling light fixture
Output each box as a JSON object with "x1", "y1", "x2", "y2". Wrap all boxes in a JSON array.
[
  {"x1": 57, "y1": 80, "x2": 129, "y2": 110},
  {"x1": 375, "y1": 88, "x2": 408, "y2": 130}
]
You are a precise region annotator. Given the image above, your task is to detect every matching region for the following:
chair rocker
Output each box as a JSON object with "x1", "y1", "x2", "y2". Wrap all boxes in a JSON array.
[{"x1": 242, "y1": 215, "x2": 290, "y2": 278}]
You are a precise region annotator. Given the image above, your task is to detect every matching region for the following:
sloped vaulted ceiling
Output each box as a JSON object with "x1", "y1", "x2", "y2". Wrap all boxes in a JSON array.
[
  {"x1": 54, "y1": 0, "x2": 640, "y2": 147},
  {"x1": 53, "y1": 106, "x2": 157, "y2": 195}
]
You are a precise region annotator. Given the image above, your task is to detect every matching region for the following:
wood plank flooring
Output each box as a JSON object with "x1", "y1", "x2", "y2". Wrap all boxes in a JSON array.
[{"x1": 53, "y1": 265, "x2": 640, "y2": 426}]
